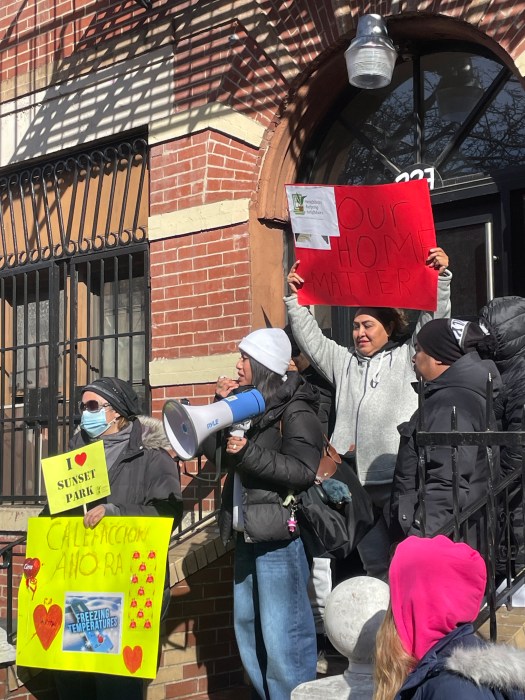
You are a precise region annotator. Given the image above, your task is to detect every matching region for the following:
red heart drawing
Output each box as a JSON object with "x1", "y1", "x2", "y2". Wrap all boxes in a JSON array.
[
  {"x1": 74, "y1": 452, "x2": 87, "y2": 466},
  {"x1": 33, "y1": 604, "x2": 62, "y2": 650},
  {"x1": 23, "y1": 557, "x2": 41, "y2": 580},
  {"x1": 123, "y1": 645, "x2": 143, "y2": 673}
]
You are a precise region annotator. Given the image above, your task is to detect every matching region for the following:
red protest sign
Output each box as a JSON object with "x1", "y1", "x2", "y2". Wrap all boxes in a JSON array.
[{"x1": 286, "y1": 180, "x2": 438, "y2": 311}]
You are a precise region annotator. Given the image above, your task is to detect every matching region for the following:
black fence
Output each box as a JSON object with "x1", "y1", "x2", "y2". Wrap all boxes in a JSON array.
[
  {"x1": 415, "y1": 375, "x2": 525, "y2": 641},
  {"x1": 0, "y1": 136, "x2": 150, "y2": 503}
]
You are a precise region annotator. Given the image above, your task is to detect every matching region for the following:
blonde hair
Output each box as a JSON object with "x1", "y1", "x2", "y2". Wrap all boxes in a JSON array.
[{"x1": 373, "y1": 604, "x2": 417, "y2": 700}]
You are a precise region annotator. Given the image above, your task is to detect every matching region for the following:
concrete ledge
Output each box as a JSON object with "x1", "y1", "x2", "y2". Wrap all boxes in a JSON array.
[
  {"x1": 148, "y1": 199, "x2": 251, "y2": 239},
  {"x1": 0, "y1": 505, "x2": 41, "y2": 533},
  {"x1": 149, "y1": 353, "x2": 237, "y2": 387},
  {"x1": 150, "y1": 103, "x2": 266, "y2": 148}
]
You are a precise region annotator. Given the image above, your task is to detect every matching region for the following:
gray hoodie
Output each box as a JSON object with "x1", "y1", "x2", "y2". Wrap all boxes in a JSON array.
[{"x1": 284, "y1": 271, "x2": 452, "y2": 485}]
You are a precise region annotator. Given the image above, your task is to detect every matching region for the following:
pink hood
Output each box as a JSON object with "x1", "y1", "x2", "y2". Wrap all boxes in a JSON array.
[{"x1": 389, "y1": 536, "x2": 487, "y2": 660}]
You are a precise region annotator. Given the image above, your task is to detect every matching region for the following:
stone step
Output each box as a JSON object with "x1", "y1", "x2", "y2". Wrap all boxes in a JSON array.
[{"x1": 477, "y1": 604, "x2": 525, "y2": 648}]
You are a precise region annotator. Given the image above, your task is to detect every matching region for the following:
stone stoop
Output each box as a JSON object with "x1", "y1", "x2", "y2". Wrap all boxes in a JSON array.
[
  {"x1": 167, "y1": 521, "x2": 234, "y2": 587},
  {"x1": 478, "y1": 605, "x2": 525, "y2": 648},
  {"x1": 5, "y1": 661, "x2": 51, "y2": 694}
]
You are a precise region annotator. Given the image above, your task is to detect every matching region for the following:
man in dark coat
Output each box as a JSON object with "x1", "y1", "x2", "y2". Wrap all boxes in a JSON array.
[
  {"x1": 390, "y1": 318, "x2": 501, "y2": 540},
  {"x1": 479, "y1": 296, "x2": 525, "y2": 572},
  {"x1": 479, "y1": 296, "x2": 525, "y2": 476}
]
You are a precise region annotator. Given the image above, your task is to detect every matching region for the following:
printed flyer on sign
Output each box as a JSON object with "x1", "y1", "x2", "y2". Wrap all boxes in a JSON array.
[
  {"x1": 285, "y1": 179, "x2": 438, "y2": 311},
  {"x1": 286, "y1": 184, "x2": 340, "y2": 242},
  {"x1": 17, "y1": 516, "x2": 173, "y2": 678}
]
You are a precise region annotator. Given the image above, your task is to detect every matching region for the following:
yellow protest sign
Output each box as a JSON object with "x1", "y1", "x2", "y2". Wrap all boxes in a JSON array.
[
  {"x1": 17, "y1": 517, "x2": 173, "y2": 679},
  {"x1": 41, "y1": 441, "x2": 111, "y2": 514}
]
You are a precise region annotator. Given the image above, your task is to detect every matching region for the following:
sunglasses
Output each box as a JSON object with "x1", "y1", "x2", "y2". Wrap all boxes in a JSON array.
[{"x1": 79, "y1": 400, "x2": 111, "y2": 413}]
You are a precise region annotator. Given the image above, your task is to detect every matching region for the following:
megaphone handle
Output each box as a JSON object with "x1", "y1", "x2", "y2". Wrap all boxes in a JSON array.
[
  {"x1": 231, "y1": 419, "x2": 251, "y2": 438},
  {"x1": 214, "y1": 432, "x2": 223, "y2": 481}
]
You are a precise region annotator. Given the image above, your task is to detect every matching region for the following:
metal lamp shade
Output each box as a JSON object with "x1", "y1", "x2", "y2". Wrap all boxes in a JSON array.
[{"x1": 345, "y1": 14, "x2": 397, "y2": 90}]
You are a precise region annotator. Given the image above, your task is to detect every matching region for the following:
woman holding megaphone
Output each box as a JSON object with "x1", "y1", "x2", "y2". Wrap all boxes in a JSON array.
[{"x1": 214, "y1": 327, "x2": 323, "y2": 700}]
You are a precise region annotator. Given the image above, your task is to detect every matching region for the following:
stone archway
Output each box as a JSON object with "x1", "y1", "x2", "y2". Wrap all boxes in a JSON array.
[{"x1": 255, "y1": 9, "x2": 521, "y2": 226}]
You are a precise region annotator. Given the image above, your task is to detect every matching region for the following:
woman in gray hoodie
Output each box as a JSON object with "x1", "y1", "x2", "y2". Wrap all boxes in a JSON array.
[{"x1": 285, "y1": 247, "x2": 451, "y2": 577}]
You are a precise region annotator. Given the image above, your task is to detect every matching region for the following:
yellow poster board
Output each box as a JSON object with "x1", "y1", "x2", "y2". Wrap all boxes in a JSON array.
[
  {"x1": 17, "y1": 517, "x2": 173, "y2": 679},
  {"x1": 41, "y1": 441, "x2": 111, "y2": 514}
]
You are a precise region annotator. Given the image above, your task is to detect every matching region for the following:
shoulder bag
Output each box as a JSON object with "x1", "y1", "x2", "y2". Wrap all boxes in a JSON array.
[{"x1": 296, "y1": 438, "x2": 375, "y2": 559}]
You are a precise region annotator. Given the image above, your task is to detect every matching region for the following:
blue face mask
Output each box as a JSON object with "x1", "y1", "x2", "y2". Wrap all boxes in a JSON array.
[{"x1": 81, "y1": 407, "x2": 111, "y2": 438}]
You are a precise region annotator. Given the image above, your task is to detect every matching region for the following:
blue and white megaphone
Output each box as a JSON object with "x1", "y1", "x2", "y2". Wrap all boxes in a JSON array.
[{"x1": 163, "y1": 386, "x2": 265, "y2": 460}]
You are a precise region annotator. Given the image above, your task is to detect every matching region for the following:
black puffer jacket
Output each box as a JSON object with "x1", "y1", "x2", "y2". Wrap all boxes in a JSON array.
[
  {"x1": 391, "y1": 352, "x2": 501, "y2": 539},
  {"x1": 479, "y1": 296, "x2": 525, "y2": 476},
  {"x1": 68, "y1": 415, "x2": 183, "y2": 524},
  {"x1": 301, "y1": 364, "x2": 335, "y2": 435},
  {"x1": 219, "y1": 372, "x2": 323, "y2": 545}
]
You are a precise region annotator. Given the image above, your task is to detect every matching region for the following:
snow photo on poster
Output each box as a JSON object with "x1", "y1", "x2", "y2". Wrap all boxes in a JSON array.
[{"x1": 63, "y1": 593, "x2": 122, "y2": 654}]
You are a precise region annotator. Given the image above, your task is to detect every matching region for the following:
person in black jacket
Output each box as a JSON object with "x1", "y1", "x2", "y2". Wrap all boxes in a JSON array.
[
  {"x1": 52, "y1": 377, "x2": 183, "y2": 700},
  {"x1": 479, "y1": 296, "x2": 525, "y2": 572},
  {"x1": 284, "y1": 324, "x2": 339, "y2": 672},
  {"x1": 390, "y1": 318, "x2": 501, "y2": 541},
  {"x1": 284, "y1": 324, "x2": 335, "y2": 436},
  {"x1": 215, "y1": 328, "x2": 323, "y2": 700},
  {"x1": 479, "y1": 296, "x2": 525, "y2": 476}
]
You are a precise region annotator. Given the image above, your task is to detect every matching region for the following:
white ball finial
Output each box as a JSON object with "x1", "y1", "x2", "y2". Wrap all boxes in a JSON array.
[{"x1": 325, "y1": 576, "x2": 389, "y2": 667}]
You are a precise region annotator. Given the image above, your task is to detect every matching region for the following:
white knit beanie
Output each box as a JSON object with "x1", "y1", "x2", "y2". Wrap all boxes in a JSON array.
[{"x1": 239, "y1": 328, "x2": 291, "y2": 378}]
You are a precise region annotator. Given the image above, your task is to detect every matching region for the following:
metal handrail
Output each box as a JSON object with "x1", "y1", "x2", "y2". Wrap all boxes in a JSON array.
[
  {"x1": 415, "y1": 378, "x2": 525, "y2": 641},
  {"x1": 0, "y1": 534, "x2": 26, "y2": 643}
]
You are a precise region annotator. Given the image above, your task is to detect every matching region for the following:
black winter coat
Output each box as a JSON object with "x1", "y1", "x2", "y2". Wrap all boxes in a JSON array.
[
  {"x1": 68, "y1": 416, "x2": 183, "y2": 524},
  {"x1": 479, "y1": 296, "x2": 525, "y2": 476},
  {"x1": 391, "y1": 352, "x2": 501, "y2": 539},
  {"x1": 301, "y1": 365, "x2": 335, "y2": 436},
  {"x1": 41, "y1": 416, "x2": 183, "y2": 598},
  {"x1": 395, "y1": 625, "x2": 525, "y2": 700},
  {"x1": 218, "y1": 372, "x2": 323, "y2": 545}
]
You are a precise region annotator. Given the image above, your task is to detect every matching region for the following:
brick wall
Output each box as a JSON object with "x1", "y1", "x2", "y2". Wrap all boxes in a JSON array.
[
  {"x1": 154, "y1": 551, "x2": 247, "y2": 699},
  {"x1": 149, "y1": 227, "x2": 251, "y2": 362}
]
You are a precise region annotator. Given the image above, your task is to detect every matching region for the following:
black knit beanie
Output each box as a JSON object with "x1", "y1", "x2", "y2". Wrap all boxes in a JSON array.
[
  {"x1": 82, "y1": 377, "x2": 141, "y2": 419},
  {"x1": 417, "y1": 318, "x2": 487, "y2": 365}
]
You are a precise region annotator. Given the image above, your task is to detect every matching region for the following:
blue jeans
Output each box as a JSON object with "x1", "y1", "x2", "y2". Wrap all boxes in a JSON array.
[{"x1": 234, "y1": 535, "x2": 317, "y2": 699}]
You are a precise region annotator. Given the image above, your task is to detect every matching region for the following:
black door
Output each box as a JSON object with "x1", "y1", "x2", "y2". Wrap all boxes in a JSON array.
[{"x1": 432, "y1": 191, "x2": 501, "y2": 319}]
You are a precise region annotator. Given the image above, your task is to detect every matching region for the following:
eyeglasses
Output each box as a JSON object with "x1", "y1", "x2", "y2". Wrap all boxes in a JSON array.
[{"x1": 79, "y1": 400, "x2": 111, "y2": 413}]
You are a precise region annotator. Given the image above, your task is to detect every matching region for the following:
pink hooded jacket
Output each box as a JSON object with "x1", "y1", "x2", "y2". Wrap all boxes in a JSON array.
[{"x1": 389, "y1": 535, "x2": 487, "y2": 660}]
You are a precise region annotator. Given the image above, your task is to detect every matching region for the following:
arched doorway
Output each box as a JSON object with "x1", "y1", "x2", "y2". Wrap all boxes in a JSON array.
[{"x1": 295, "y1": 41, "x2": 525, "y2": 335}]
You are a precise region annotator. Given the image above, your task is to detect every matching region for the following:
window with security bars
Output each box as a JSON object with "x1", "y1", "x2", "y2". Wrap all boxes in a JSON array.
[{"x1": 0, "y1": 137, "x2": 150, "y2": 502}]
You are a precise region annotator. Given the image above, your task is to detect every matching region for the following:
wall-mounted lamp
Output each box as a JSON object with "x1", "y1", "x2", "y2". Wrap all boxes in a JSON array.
[
  {"x1": 436, "y1": 58, "x2": 484, "y2": 123},
  {"x1": 344, "y1": 14, "x2": 397, "y2": 90}
]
